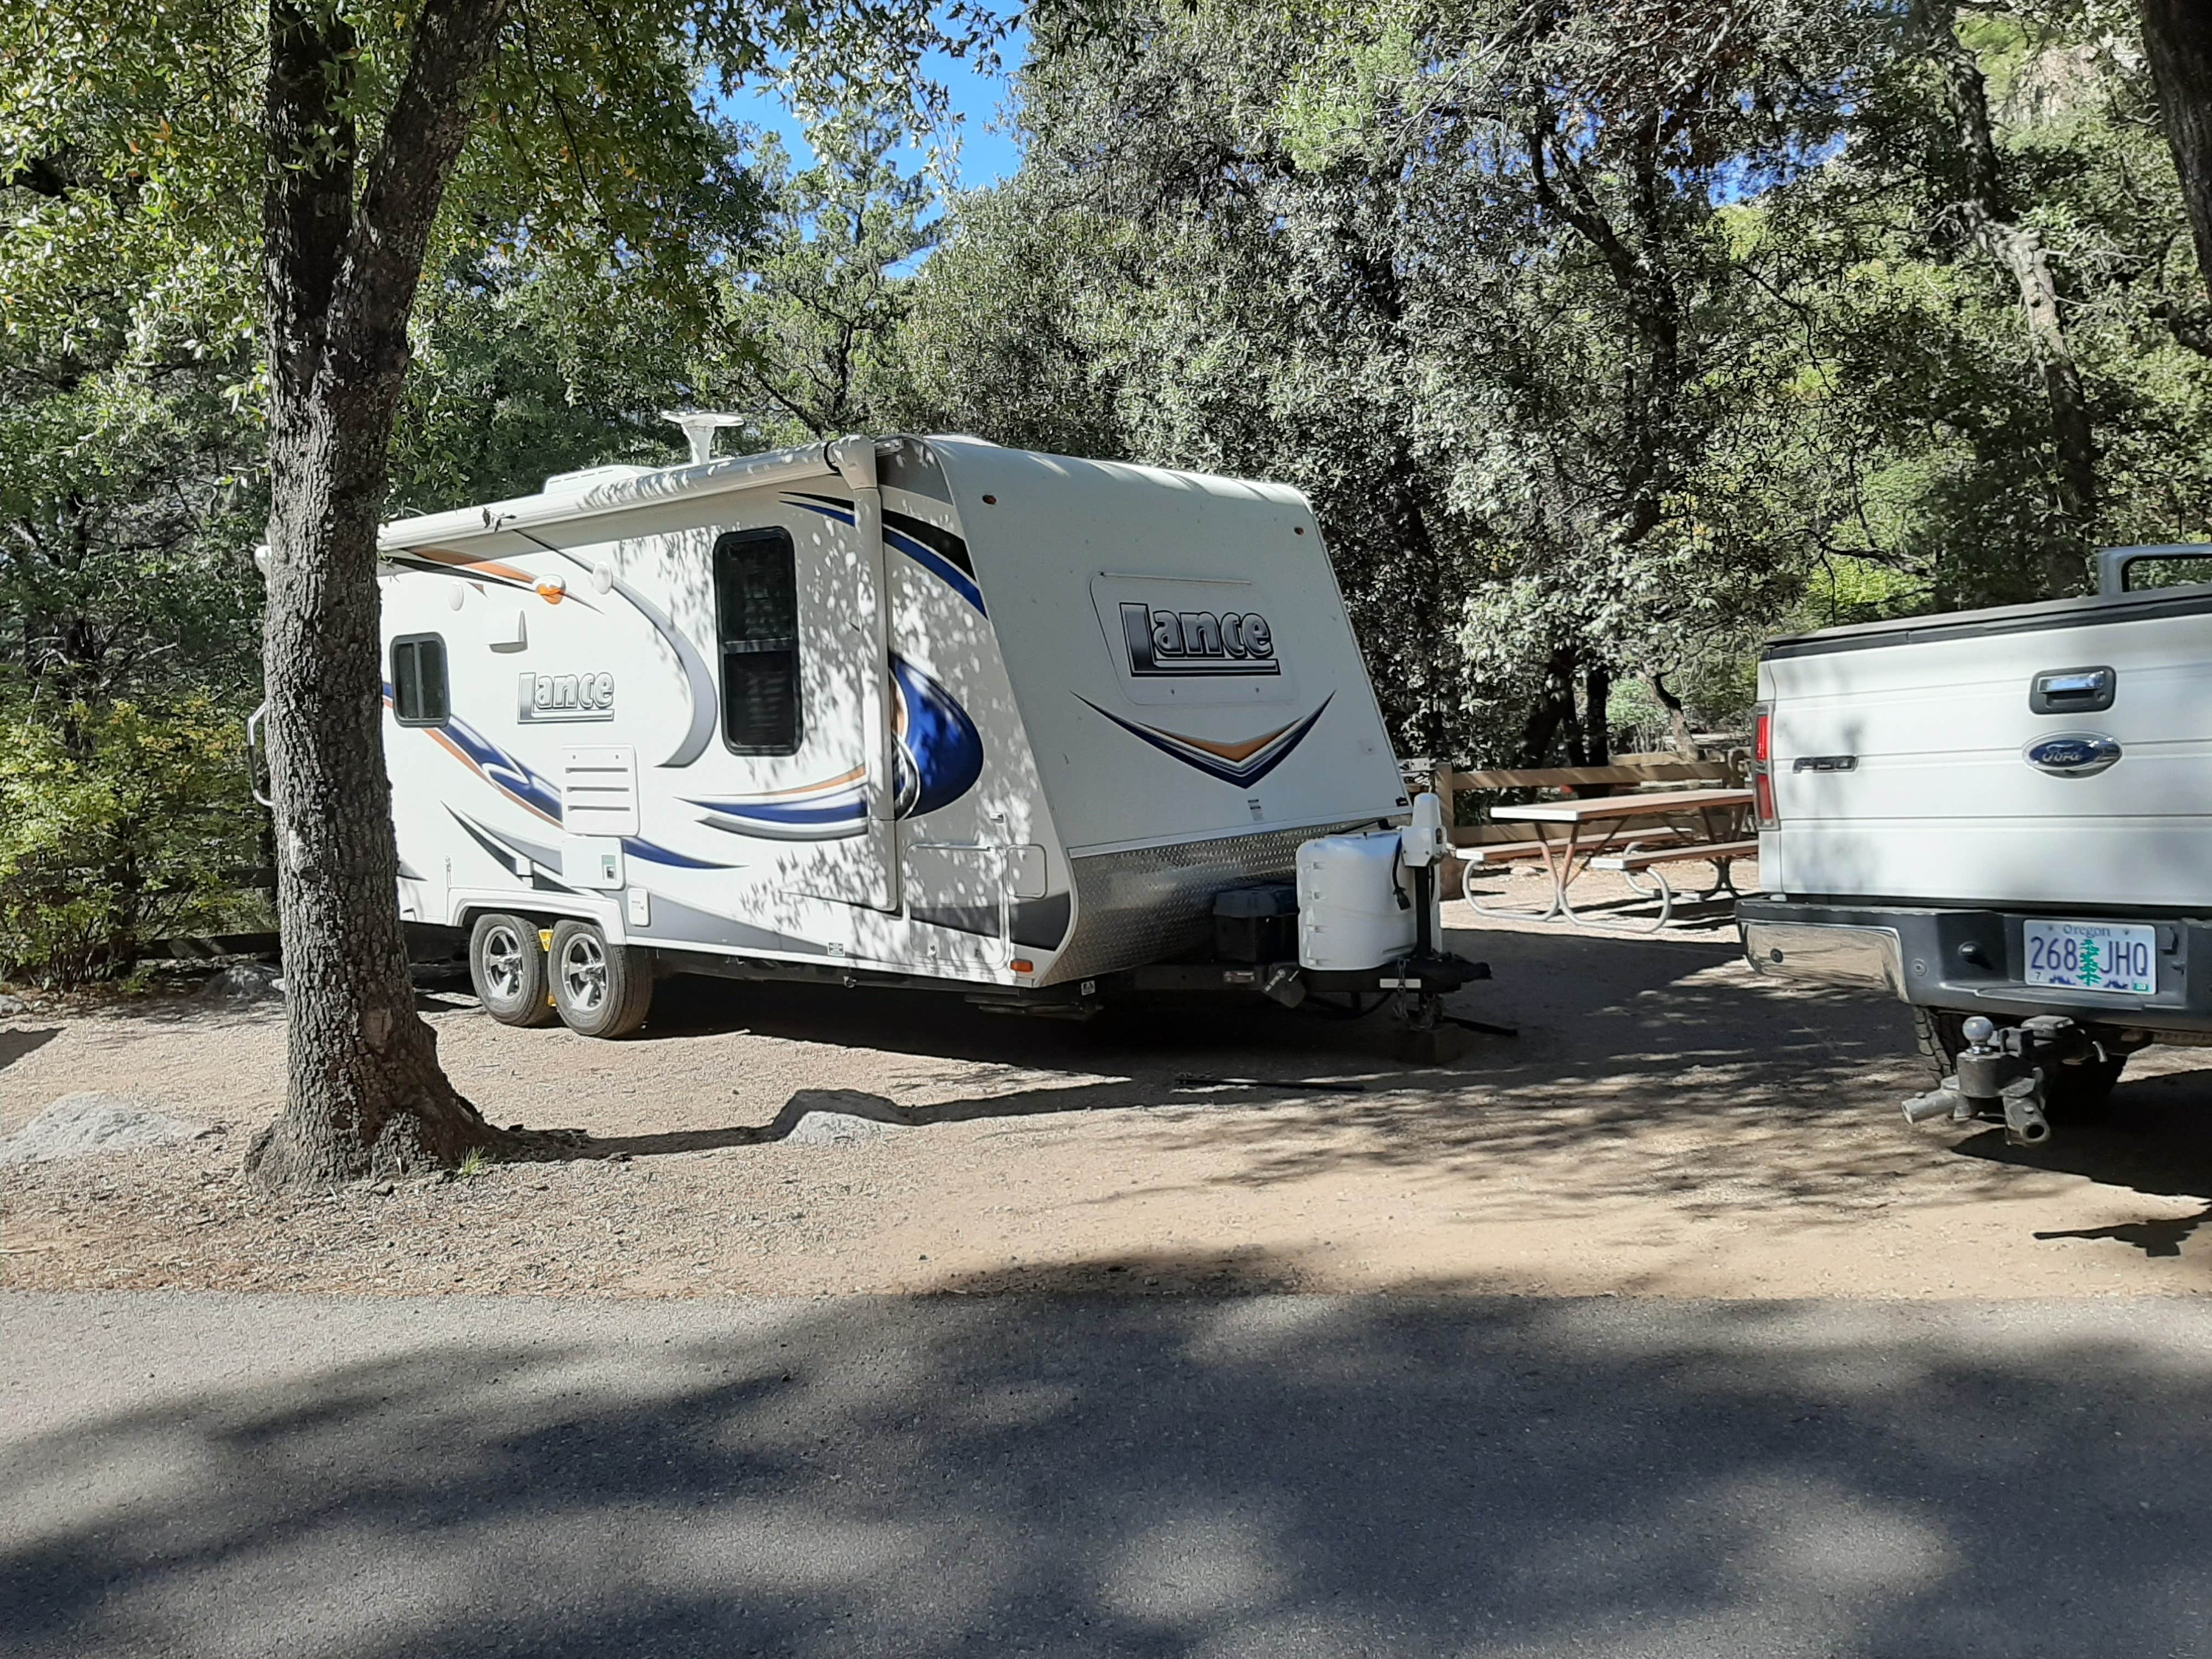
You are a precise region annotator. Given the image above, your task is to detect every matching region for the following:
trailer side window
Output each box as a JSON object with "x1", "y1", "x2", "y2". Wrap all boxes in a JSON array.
[
  {"x1": 390, "y1": 634, "x2": 449, "y2": 726},
  {"x1": 713, "y1": 527, "x2": 802, "y2": 755}
]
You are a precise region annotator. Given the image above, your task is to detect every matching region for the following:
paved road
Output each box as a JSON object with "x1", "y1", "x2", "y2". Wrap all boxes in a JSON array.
[{"x1": 5, "y1": 1293, "x2": 2210, "y2": 1658}]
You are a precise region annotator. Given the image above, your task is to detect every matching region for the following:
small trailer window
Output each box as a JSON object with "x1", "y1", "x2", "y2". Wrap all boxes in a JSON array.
[
  {"x1": 713, "y1": 527, "x2": 803, "y2": 754},
  {"x1": 390, "y1": 634, "x2": 449, "y2": 726}
]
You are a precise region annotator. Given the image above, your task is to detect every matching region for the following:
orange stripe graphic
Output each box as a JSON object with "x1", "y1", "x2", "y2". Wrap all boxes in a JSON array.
[
  {"x1": 408, "y1": 546, "x2": 538, "y2": 586},
  {"x1": 1142, "y1": 717, "x2": 1302, "y2": 763}
]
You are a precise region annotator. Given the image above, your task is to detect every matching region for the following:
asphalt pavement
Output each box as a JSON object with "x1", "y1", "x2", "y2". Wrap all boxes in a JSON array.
[{"x1": 5, "y1": 1291, "x2": 2210, "y2": 1657}]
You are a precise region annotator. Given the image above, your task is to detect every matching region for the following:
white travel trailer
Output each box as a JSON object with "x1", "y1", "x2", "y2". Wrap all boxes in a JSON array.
[{"x1": 374, "y1": 433, "x2": 1486, "y2": 1037}]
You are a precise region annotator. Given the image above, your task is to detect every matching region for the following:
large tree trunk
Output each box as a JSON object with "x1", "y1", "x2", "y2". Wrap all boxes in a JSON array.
[
  {"x1": 2142, "y1": 0, "x2": 2212, "y2": 350},
  {"x1": 246, "y1": 0, "x2": 513, "y2": 1188}
]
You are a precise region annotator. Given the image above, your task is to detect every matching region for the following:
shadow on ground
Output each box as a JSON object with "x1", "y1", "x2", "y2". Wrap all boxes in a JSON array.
[
  {"x1": 541, "y1": 919, "x2": 2212, "y2": 1235},
  {"x1": 5, "y1": 1291, "x2": 2209, "y2": 1658},
  {"x1": 0, "y1": 1027, "x2": 59, "y2": 1072}
]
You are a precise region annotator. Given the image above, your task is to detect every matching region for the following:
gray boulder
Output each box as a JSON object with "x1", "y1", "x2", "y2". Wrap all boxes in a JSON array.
[
  {"x1": 772, "y1": 1089, "x2": 911, "y2": 1148},
  {"x1": 196, "y1": 964, "x2": 284, "y2": 1005},
  {"x1": 0, "y1": 1093, "x2": 216, "y2": 1165}
]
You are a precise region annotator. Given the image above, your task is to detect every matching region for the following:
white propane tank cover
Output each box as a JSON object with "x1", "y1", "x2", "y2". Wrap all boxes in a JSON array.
[
  {"x1": 1296, "y1": 832, "x2": 1418, "y2": 972},
  {"x1": 1400, "y1": 791, "x2": 1447, "y2": 867}
]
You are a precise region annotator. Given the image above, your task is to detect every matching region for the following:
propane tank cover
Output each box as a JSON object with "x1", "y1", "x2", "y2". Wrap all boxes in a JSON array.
[{"x1": 1296, "y1": 832, "x2": 1418, "y2": 971}]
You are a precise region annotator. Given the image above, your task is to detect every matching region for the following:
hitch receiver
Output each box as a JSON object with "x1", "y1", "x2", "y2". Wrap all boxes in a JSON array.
[{"x1": 1901, "y1": 1014, "x2": 2087, "y2": 1145}]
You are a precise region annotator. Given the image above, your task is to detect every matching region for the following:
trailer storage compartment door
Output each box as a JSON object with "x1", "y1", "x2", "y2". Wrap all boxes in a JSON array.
[{"x1": 1759, "y1": 588, "x2": 2212, "y2": 910}]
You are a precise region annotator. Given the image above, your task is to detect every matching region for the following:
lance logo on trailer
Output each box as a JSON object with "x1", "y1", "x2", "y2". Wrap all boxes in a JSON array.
[
  {"x1": 518, "y1": 670, "x2": 617, "y2": 722},
  {"x1": 1119, "y1": 602, "x2": 1280, "y2": 678}
]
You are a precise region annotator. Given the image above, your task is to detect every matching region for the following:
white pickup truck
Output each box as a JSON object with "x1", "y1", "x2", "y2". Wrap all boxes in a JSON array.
[{"x1": 1736, "y1": 545, "x2": 2212, "y2": 1143}]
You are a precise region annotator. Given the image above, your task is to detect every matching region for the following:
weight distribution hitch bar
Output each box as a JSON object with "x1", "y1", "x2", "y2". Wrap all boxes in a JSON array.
[{"x1": 1900, "y1": 1014, "x2": 2105, "y2": 1146}]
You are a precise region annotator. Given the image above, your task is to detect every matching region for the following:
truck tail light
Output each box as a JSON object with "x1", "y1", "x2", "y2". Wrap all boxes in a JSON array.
[{"x1": 1751, "y1": 702, "x2": 1779, "y2": 830}]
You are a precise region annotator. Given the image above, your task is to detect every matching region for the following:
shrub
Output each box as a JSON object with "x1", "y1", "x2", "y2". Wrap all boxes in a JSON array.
[{"x1": 0, "y1": 698, "x2": 260, "y2": 987}]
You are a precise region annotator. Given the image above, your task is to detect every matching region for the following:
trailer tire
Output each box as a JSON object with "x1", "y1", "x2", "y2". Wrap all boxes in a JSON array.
[
  {"x1": 549, "y1": 919, "x2": 653, "y2": 1039},
  {"x1": 469, "y1": 913, "x2": 558, "y2": 1028},
  {"x1": 1914, "y1": 1006, "x2": 2127, "y2": 1120}
]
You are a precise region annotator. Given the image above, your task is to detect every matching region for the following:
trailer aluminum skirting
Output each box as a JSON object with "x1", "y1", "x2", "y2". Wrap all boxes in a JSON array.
[{"x1": 1041, "y1": 819, "x2": 1380, "y2": 986}]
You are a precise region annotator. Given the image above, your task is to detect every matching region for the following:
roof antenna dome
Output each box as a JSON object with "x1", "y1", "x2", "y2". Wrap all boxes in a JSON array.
[{"x1": 662, "y1": 410, "x2": 751, "y2": 467}]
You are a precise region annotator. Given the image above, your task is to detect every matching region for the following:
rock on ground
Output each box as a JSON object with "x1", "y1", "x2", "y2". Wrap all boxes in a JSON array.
[
  {"x1": 772, "y1": 1090, "x2": 910, "y2": 1147},
  {"x1": 195, "y1": 965, "x2": 283, "y2": 1006},
  {"x1": 0, "y1": 1093, "x2": 213, "y2": 1165}
]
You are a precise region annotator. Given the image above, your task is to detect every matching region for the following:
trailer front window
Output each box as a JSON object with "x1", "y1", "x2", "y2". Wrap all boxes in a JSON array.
[{"x1": 713, "y1": 527, "x2": 802, "y2": 755}]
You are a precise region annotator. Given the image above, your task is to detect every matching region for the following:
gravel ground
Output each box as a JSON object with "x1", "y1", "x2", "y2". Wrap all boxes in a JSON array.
[{"x1": 5, "y1": 886, "x2": 2209, "y2": 1299}]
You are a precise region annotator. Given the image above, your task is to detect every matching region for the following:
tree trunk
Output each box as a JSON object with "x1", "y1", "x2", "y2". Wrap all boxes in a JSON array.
[
  {"x1": 246, "y1": 0, "x2": 513, "y2": 1188},
  {"x1": 1518, "y1": 646, "x2": 1578, "y2": 766},
  {"x1": 251, "y1": 400, "x2": 497, "y2": 1186},
  {"x1": 1639, "y1": 667, "x2": 1697, "y2": 759},
  {"x1": 1581, "y1": 662, "x2": 1612, "y2": 767},
  {"x1": 1923, "y1": 2, "x2": 2095, "y2": 596},
  {"x1": 2142, "y1": 0, "x2": 2212, "y2": 337}
]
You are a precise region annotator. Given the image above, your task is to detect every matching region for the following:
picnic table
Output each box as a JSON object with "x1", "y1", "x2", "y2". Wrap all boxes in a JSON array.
[{"x1": 1473, "y1": 787, "x2": 1756, "y2": 930}]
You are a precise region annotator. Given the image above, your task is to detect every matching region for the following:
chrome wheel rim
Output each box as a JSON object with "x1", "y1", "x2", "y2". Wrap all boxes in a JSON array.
[
  {"x1": 481, "y1": 924, "x2": 525, "y2": 1001},
  {"x1": 560, "y1": 933, "x2": 607, "y2": 1013}
]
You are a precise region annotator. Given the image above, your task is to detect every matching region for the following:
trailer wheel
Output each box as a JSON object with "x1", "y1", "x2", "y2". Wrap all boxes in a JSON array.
[
  {"x1": 469, "y1": 913, "x2": 558, "y2": 1028},
  {"x1": 549, "y1": 919, "x2": 653, "y2": 1039},
  {"x1": 1914, "y1": 1006, "x2": 2127, "y2": 1120}
]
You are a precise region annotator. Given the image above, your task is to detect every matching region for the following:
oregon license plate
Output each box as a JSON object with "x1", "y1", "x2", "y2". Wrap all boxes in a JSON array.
[{"x1": 2023, "y1": 920, "x2": 2157, "y2": 995}]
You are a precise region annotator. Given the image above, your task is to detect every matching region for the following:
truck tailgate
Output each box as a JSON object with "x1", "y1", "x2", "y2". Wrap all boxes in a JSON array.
[{"x1": 1759, "y1": 592, "x2": 2212, "y2": 909}]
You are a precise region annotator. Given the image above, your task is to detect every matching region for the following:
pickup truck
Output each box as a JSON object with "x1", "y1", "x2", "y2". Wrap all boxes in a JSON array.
[{"x1": 1736, "y1": 545, "x2": 2212, "y2": 1143}]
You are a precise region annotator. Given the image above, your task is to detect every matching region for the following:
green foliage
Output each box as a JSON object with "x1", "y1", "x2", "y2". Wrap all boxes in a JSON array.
[
  {"x1": 701, "y1": 108, "x2": 943, "y2": 446},
  {"x1": 898, "y1": 0, "x2": 2212, "y2": 762},
  {"x1": 0, "y1": 699, "x2": 258, "y2": 987},
  {"x1": 7, "y1": 0, "x2": 2211, "y2": 881}
]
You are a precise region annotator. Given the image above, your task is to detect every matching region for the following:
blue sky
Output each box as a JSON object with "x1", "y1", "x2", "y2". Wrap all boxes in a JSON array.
[{"x1": 721, "y1": 27, "x2": 1030, "y2": 195}]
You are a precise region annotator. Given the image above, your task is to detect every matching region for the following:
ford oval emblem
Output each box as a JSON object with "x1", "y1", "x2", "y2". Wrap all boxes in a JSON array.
[{"x1": 2024, "y1": 732, "x2": 2122, "y2": 777}]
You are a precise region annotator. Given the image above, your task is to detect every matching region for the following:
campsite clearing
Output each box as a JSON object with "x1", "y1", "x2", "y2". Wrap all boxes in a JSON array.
[{"x1": 5, "y1": 893, "x2": 2209, "y2": 1300}]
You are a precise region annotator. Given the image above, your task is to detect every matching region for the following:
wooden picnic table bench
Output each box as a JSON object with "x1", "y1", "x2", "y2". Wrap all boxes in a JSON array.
[{"x1": 1474, "y1": 788, "x2": 1756, "y2": 930}]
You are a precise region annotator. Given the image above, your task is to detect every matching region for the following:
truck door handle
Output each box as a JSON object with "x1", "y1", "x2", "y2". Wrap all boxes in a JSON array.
[{"x1": 2029, "y1": 665, "x2": 2114, "y2": 714}]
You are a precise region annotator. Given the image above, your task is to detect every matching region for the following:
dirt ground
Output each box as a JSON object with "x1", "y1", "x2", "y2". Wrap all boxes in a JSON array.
[{"x1": 5, "y1": 878, "x2": 2210, "y2": 1299}]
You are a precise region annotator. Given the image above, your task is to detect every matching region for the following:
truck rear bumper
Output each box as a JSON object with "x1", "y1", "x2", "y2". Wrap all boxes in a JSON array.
[{"x1": 1736, "y1": 895, "x2": 2212, "y2": 1036}]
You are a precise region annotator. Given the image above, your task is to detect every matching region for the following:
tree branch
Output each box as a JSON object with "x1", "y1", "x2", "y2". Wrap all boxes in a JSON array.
[{"x1": 320, "y1": 0, "x2": 512, "y2": 397}]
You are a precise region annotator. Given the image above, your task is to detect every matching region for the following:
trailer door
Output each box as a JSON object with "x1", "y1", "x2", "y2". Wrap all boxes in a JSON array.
[{"x1": 704, "y1": 509, "x2": 897, "y2": 911}]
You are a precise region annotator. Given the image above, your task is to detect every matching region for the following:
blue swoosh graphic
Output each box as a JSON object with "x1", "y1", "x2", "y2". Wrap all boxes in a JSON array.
[{"x1": 787, "y1": 496, "x2": 987, "y2": 617}]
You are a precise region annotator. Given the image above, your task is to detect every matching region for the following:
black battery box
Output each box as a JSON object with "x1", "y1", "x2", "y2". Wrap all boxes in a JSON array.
[{"x1": 1213, "y1": 883, "x2": 1299, "y2": 963}]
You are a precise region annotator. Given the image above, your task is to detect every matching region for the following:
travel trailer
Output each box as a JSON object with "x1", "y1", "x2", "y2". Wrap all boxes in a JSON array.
[
  {"x1": 374, "y1": 433, "x2": 1487, "y2": 1038},
  {"x1": 1738, "y1": 544, "x2": 2212, "y2": 1142}
]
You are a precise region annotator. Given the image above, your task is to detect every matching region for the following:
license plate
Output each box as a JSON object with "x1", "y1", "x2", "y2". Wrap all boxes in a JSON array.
[{"x1": 2023, "y1": 920, "x2": 2157, "y2": 995}]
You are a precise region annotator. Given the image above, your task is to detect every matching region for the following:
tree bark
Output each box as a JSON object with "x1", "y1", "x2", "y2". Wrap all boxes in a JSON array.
[
  {"x1": 1581, "y1": 663, "x2": 1612, "y2": 767},
  {"x1": 1922, "y1": 2, "x2": 2095, "y2": 596},
  {"x1": 1518, "y1": 646, "x2": 1579, "y2": 767},
  {"x1": 1639, "y1": 666, "x2": 1697, "y2": 759},
  {"x1": 2142, "y1": 0, "x2": 2212, "y2": 349},
  {"x1": 247, "y1": 0, "x2": 514, "y2": 1188}
]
